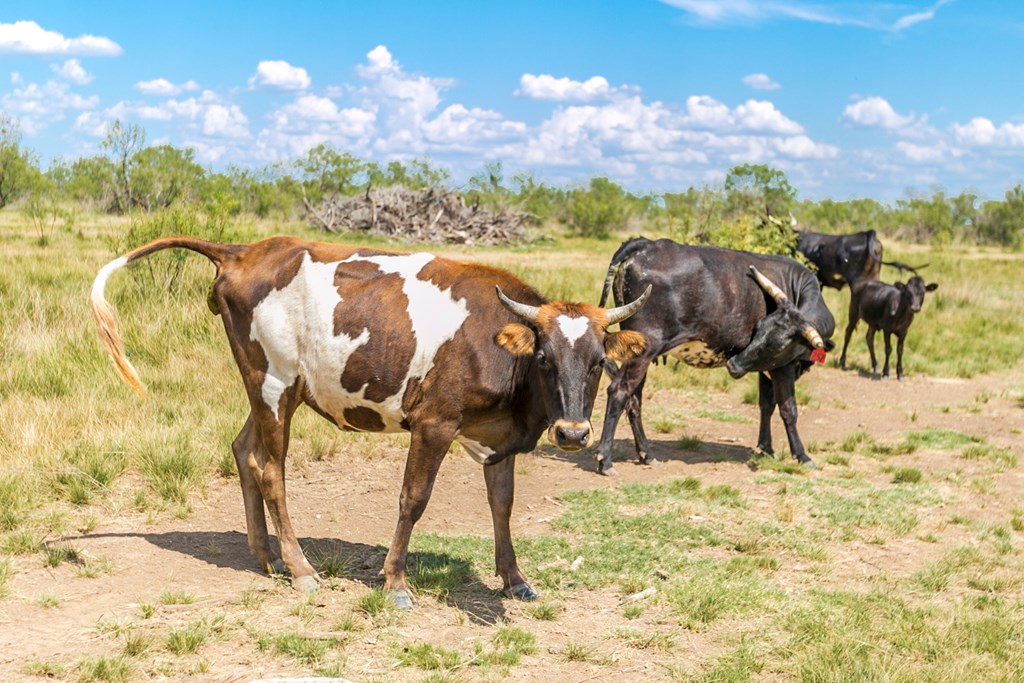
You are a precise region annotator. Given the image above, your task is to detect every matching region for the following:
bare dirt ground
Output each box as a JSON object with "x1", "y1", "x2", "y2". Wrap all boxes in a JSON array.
[{"x1": 2, "y1": 363, "x2": 1022, "y2": 682}]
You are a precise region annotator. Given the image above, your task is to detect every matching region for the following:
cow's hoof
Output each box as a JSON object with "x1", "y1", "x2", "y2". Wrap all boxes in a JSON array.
[
  {"x1": 388, "y1": 588, "x2": 415, "y2": 610},
  {"x1": 599, "y1": 465, "x2": 619, "y2": 477},
  {"x1": 506, "y1": 583, "x2": 538, "y2": 601},
  {"x1": 293, "y1": 575, "x2": 320, "y2": 594},
  {"x1": 267, "y1": 558, "x2": 287, "y2": 576},
  {"x1": 798, "y1": 458, "x2": 818, "y2": 470},
  {"x1": 639, "y1": 455, "x2": 659, "y2": 466}
]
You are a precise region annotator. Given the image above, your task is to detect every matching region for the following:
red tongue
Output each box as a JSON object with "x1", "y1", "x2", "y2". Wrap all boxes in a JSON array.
[{"x1": 810, "y1": 348, "x2": 827, "y2": 364}]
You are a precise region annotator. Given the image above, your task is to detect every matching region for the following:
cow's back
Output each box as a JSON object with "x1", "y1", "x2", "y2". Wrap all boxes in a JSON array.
[
  {"x1": 613, "y1": 238, "x2": 830, "y2": 361},
  {"x1": 213, "y1": 237, "x2": 539, "y2": 433}
]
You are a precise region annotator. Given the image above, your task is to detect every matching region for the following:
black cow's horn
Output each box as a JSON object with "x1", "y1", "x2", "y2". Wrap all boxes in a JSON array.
[
  {"x1": 801, "y1": 324, "x2": 825, "y2": 349},
  {"x1": 496, "y1": 286, "x2": 540, "y2": 323},
  {"x1": 749, "y1": 266, "x2": 788, "y2": 304},
  {"x1": 605, "y1": 284, "x2": 652, "y2": 325}
]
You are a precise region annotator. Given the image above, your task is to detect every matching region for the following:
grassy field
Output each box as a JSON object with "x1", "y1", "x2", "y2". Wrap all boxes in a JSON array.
[{"x1": 1, "y1": 213, "x2": 1023, "y2": 681}]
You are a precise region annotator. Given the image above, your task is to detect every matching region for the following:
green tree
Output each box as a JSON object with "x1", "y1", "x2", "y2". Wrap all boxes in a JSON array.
[
  {"x1": 567, "y1": 176, "x2": 632, "y2": 239},
  {"x1": 976, "y1": 184, "x2": 1024, "y2": 248},
  {"x1": 295, "y1": 144, "x2": 368, "y2": 204},
  {"x1": 100, "y1": 119, "x2": 146, "y2": 214},
  {"x1": 0, "y1": 114, "x2": 43, "y2": 208},
  {"x1": 724, "y1": 163, "x2": 797, "y2": 224},
  {"x1": 130, "y1": 144, "x2": 205, "y2": 211}
]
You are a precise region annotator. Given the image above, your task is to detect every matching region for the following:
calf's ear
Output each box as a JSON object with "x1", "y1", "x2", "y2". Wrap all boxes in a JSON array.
[
  {"x1": 605, "y1": 330, "x2": 647, "y2": 361},
  {"x1": 496, "y1": 323, "x2": 536, "y2": 355},
  {"x1": 926, "y1": 283, "x2": 939, "y2": 292}
]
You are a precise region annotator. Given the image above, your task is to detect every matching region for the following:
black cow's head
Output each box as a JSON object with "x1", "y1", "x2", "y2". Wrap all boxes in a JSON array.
[
  {"x1": 495, "y1": 286, "x2": 651, "y2": 451},
  {"x1": 897, "y1": 276, "x2": 939, "y2": 313},
  {"x1": 725, "y1": 267, "x2": 830, "y2": 379}
]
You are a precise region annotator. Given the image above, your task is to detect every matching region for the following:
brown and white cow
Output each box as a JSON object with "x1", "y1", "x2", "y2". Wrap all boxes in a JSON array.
[{"x1": 91, "y1": 235, "x2": 649, "y2": 608}]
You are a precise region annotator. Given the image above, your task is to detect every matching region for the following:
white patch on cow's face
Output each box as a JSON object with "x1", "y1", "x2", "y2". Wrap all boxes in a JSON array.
[
  {"x1": 557, "y1": 315, "x2": 590, "y2": 347},
  {"x1": 456, "y1": 436, "x2": 496, "y2": 464},
  {"x1": 249, "y1": 251, "x2": 469, "y2": 430}
]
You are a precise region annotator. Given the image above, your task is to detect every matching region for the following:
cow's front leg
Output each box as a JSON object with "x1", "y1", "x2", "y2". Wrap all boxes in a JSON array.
[
  {"x1": 896, "y1": 334, "x2": 906, "y2": 380},
  {"x1": 383, "y1": 419, "x2": 457, "y2": 609},
  {"x1": 770, "y1": 365, "x2": 815, "y2": 468},
  {"x1": 756, "y1": 372, "x2": 776, "y2": 455},
  {"x1": 625, "y1": 373, "x2": 655, "y2": 464},
  {"x1": 596, "y1": 354, "x2": 655, "y2": 476},
  {"x1": 882, "y1": 331, "x2": 893, "y2": 379},
  {"x1": 839, "y1": 307, "x2": 859, "y2": 369},
  {"x1": 483, "y1": 453, "x2": 536, "y2": 601}
]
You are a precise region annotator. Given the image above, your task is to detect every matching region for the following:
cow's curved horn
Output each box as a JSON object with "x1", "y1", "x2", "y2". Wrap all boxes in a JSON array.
[
  {"x1": 801, "y1": 324, "x2": 825, "y2": 349},
  {"x1": 496, "y1": 286, "x2": 540, "y2": 323},
  {"x1": 749, "y1": 266, "x2": 788, "y2": 304},
  {"x1": 605, "y1": 285, "x2": 652, "y2": 325}
]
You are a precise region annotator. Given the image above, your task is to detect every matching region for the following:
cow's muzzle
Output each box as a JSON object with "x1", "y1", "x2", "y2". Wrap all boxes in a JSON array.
[
  {"x1": 548, "y1": 419, "x2": 593, "y2": 452},
  {"x1": 725, "y1": 358, "x2": 747, "y2": 379}
]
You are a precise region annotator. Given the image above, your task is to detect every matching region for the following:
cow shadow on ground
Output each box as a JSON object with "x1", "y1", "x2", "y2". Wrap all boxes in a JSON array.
[
  {"x1": 59, "y1": 530, "x2": 510, "y2": 625},
  {"x1": 533, "y1": 437, "x2": 755, "y2": 474}
]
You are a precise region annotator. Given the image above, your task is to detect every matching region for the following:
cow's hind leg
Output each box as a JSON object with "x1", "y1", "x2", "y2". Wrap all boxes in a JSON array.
[
  {"x1": 770, "y1": 365, "x2": 816, "y2": 468},
  {"x1": 866, "y1": 326, "x2": 879, "y2": 375},
  {"x1": 756, "y1": 372, "x2": 776, "y2": 455},
  {"x1": 383, "y1": 418, "x2": 458, "y2": 609},
  {"x1": 484, "y1": 453, "x2": 536, "y2": 601},
  {"x1": 882, "y1": 331, "x2": 893, "y2": 379},
  {"x1": 839, "y1": 307, "x2": 859, "y2": 370},
  {"x1": 232, "y1": 413, "x2": 282, "y2": 575},
  {"x1": 896, "y1": 333, "x2": 906, "y2": 380},
  {"x1": 250, "y1": 403, "x2": 320, "y2": 593}
]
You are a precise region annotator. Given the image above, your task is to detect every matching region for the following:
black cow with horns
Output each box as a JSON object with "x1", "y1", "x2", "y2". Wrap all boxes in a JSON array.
[{"x1": 594, "y1": 237, "x2": 836, "y2": 475}]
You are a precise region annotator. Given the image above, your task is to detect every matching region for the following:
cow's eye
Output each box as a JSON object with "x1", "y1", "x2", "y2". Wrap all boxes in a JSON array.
[
  {"x1": 537, "y1": 351, "x2": 550, "y2": 368},
  {"x1": 590, "y1": 362, "x2": 604, "y2": 376}
]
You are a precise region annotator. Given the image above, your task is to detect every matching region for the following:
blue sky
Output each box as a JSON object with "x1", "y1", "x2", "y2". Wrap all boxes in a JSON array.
[{"x1": 2, "y1": 1, "x2": 1022, "y2": 202}]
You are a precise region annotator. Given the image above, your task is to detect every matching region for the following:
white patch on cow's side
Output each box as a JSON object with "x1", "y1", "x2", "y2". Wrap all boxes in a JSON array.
[
  {"x1": 249, "y1": 250, "x2": 469, "y2": 430},
  {"x1": 250, "y1": 254, "x2": 371, "y2": 421},
  {"x1": 557, "y1": 315, "x2": 590, "y2": 347},
  {"x1": 667, "y1": 340, "x2": 728, "y2": 368},
  {"x1": 342, "y1": 252, "x2": 469, "y2": 385},
  {"x1": 456, "y1": 436, "x2": 496, "y2": 464}
]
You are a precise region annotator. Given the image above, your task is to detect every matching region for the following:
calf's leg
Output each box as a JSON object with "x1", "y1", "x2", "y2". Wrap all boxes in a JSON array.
[
  {"x1": 866, "y1": 326, "x2": 878, "y2": 375},
  {"x1": 483, "y1": 454, "x2": 536, "y2": 601},
  {"x1": 231, "y1": 413, "x2": 282, "y2": 574},
  {"x1": 839, "y1": 306, "x2": 859, "y2": 369},
  {"x1": 882, "y1": 331, "x2": 893, "y2": 379},
  {"x1": 896, "y1": 333, "x2": 906, "y2": 380}
]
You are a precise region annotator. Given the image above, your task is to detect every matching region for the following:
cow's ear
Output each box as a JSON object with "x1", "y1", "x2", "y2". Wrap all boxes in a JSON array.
[
  {"x1": 605, "y1": 330, "x2": 647, "y2": 361},
  {"x1": 926, "y1": 282, "x2": 938, "y2": 292},
  {"x1": 496, "y1": 323, "x2": 536, "y2": 355},
  {"x1": 895, "y1": 281, "x2": 906, "y2": 290}
]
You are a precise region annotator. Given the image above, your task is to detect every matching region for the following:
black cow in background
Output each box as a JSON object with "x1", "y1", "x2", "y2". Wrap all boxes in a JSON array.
[
  {"x1": 839, "y1": 275, "x2": 938, "y2": 380},
  {"x1": 595, "y1": 238, "x2": 835, "y2": 475},
  {"x1": 796, "y1": 229, "x2": 884, "y2": 290}
]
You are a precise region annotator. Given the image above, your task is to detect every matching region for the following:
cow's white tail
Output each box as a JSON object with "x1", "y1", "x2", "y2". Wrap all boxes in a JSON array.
[{"x1": 90, "y1": 256, "x2": 146, "y2": 398}]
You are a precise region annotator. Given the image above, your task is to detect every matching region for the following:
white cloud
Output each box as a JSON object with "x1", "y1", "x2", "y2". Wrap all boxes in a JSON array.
[
  {"x1": 421, "y1": 104, "x2": 526, "y2": 145},
  {"x1": 51, "y1": 59, "x2": 92, "y2": 85},
  {"x1": 742, "y1": 73, "x2": 779, "y2": 90},
  {"x1": 681, "y1": 95, "x2": 803, "y2": 134},
  {"x1": 896, "y1": 140, "x2": 946, "y2": 163},
  {"x1": 203, "y1": 104, "x2": 249, "y2": 138},
  {"x1": 660, "y1": 0, "x2": 951, "y2": 32},
  {"x1": 248, "y1": 60, "x2": 311, "y2": 90},
  {"x1": 0, "y1": 20, "x2": 122, "y2": 56},
  {"x1": 841, "y1": 96, "x2": 916, "y2": 130},
  {"x1": 135, "y1": 78, "x2": 200, "y2": 96},
  {"x1": 517, "y1": 74, "x2": 613, "y2": 101},
  {"x1": 2, "y1": 78, "x2": 98, "y2": 134},
  {"x1": 951, "y1": 117, "x2": 1024, "y2": 148}
]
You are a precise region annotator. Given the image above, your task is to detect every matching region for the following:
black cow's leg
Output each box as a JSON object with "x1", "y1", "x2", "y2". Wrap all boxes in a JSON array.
[
  {"x1": 770, "y1": 365, "x2": 815, "y2": 467},
  {"x1": 839, "y1": 305, "x2": 859, "y2": 369},
  {"x1": 896, "y1": 333, "x2": 906, "y2": 380},
  {"x1": 597, "y1": 353, "x2": 656, "y2": 476},
  {"x1": 383, "y1": 418, "x2": 457, "y2": 608},
  {"x1": 756, "y1": 372, "x2": 776, "y2": 455},
  {"x1": 483, "y1": 453, "x2": 536, "y2": 601},
  {"x1": 882, "y1": 331, "x2": 893, "y2": 379},
  {"x1": 866, "y1": 326, "x2": 878, "y2": 375},
  {"x1": 232, "y1": 413, "x2": 282, "y2": 575},
  {"x1": 625, "y1": 374, "x2": 655, "y2": 464}
]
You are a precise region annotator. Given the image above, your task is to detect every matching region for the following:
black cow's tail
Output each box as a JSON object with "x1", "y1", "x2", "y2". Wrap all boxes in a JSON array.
[
  {"x1": 90, "y1": 236, "x2": 243, "y2": 398},
  {"x1": 598, "y1": 237, "x2": 649, "y2": 308}
]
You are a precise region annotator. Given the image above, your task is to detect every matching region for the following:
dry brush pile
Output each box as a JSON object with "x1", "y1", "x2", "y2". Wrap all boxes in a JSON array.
[{"x1": 303, "y1": 185, "x2": 529, "y2": 245}]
